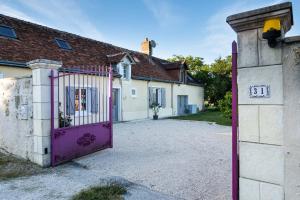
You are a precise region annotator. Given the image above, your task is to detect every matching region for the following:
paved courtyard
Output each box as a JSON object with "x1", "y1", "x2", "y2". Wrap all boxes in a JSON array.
[{"x1": 0, "y1": 119, "x2": 231, "y2": 200}]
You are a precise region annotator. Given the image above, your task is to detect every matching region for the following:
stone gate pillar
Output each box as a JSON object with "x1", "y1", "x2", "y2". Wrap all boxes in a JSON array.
[
  {"x1": 28, "y1": 59, "x2": 61, "y2": 167},
  {"x1": 227, "y1": 2, "x2": 293, "y2": 200}
]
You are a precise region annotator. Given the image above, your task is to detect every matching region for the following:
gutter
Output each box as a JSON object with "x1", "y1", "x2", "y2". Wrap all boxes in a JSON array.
[
  {"x1": 0, "y1": 60, "x2": 27, "y2": 68},
  {"x1": 132, "y1": 75, "x2": 182, "y2": 84}
]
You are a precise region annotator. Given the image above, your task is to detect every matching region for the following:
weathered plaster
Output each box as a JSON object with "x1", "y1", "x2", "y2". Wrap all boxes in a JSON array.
[{"x1": 0, "y1": 76, "x2": 34, "y2": 161}]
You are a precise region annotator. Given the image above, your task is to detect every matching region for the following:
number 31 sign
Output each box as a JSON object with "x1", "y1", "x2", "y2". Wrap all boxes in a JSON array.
[{"x1": 249, "y1": 85, "x2": 270, "y2": 98}]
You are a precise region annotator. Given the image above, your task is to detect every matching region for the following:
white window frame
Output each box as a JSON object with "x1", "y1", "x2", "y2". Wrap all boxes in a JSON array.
[
  {"x1": 149, "y1": 87, "x2": 165, "y2": 107},
  {"x1": 122, "y1": 63, "x2": 129, "y2": 80},
  {"x1": 74, "y1": 86, "x2": 93, "y2": 117}
]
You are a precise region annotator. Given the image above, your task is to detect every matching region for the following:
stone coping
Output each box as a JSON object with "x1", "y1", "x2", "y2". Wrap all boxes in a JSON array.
[
  {"x1": 227, "y1": 2, "x2": 293, "y2": 33},
  {"x1": 284, "y1": 36, "x2": 300, "y2": 43}
]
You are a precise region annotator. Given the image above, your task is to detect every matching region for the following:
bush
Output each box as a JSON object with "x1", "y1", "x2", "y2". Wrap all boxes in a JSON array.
[{"x1": 217, "y1": 91, "x2": 232, "y2": 119}]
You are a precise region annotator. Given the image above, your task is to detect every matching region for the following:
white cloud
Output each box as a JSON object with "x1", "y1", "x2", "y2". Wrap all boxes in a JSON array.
[
  {"x1": 198, "y1": 0, "x2": 287, "y2": 64},
  {"x1": 143, "y1": 0, "x2": 184, "y2": 27},
  {"x1": 0, "y1": 4, "x2": 40, "y2": 23},
  {"x1": 10, "y1": 0, "x2": 104, "y2": 41}
]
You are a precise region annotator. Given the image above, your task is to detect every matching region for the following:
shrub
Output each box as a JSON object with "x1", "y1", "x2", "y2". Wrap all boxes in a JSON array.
[{"x1": 217, "y1": 91, "x2": 232, "y2": 119}]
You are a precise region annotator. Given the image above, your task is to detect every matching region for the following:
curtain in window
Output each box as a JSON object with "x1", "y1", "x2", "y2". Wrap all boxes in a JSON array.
[{"x1": 66, "y1": 86, "x2": 98, "y2": 115}]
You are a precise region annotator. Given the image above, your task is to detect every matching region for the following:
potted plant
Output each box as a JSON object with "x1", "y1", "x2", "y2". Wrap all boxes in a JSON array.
[
  {"x1": 58, "y1": 103, "x2": 72, "y2": 128},
  {"x1": 151, "y1": 103, "x2": 161, "y2": 120}
]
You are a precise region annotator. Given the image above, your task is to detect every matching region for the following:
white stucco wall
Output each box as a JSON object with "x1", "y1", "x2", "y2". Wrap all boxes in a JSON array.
[
  {"x1": 173, "y1": 84, "x2": 204, "y2": 116},
  {"x1": 120, "y1": 79, "x2": 204, "y2": 121},
  {"x1": 0, "y1": 76, "x2": 34, "y2": 161}
]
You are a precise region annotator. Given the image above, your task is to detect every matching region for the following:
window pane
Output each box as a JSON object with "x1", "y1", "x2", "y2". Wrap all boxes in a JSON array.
[
  {"x1": 123, "y1": 66, "x2": 127, "y2": 78},
  {"x1": 55, "y1": 38, "x2": 72, "y2": 50},
  {"x1": 81, "y1": 89, "x2": 86, "y2": 111},
  {"x1": 0, "y1": 26, "x2": 16, "y2": 38},
  {"x1": 75, "y1": 89, "x2": 80, "y2": 111}
]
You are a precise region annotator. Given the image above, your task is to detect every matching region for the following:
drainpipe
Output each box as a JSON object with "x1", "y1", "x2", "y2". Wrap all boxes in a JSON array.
[
  {"x1": 120, "y1": 78, "x2": 124, "y2": 121},
  {"x1": 232, "y1": 40, "x2": 239, "y2": 200},
  {"x1": 147, "y1": 80, "x2": 150, "y2": 118},
  {"x1": 171, "y1": 83, "x2": 174, "y2": 115}
]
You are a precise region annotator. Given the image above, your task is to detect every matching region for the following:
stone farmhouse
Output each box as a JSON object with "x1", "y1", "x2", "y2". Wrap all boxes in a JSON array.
[{"x1": 0, "y1": 14, "x2": 204, "y2": 122}]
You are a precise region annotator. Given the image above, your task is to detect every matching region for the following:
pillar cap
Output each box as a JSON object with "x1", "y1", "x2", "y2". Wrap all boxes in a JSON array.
[
  {"x1": 27, "y1": 59, "x2": 62, "y2": 70},
  {"x1": 227, "y1": 2, "x2": 293, "y2": 33}
]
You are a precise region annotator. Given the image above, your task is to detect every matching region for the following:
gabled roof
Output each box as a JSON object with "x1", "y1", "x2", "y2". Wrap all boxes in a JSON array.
[
  {"x1": 0, "y1": 14, "x2": 200, "y2": 85},
  {"x1": 107, "y1": 52, "x2": 135, "y2": 64}
]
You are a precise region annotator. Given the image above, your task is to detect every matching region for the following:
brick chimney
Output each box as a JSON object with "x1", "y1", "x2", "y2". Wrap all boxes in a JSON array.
[{"x1": 141, "y1": 38, "x2": 152, "y2": 56}]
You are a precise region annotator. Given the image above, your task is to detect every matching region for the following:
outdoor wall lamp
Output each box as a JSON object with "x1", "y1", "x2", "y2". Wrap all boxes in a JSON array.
[{"x1": 262, "y1": 18, "x2": 281, "y2": 48}]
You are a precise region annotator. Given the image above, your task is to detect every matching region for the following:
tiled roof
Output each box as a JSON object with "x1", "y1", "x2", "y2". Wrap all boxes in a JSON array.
[{"x1": 0, "y1": 14, "x2": 199, "y2": 84}]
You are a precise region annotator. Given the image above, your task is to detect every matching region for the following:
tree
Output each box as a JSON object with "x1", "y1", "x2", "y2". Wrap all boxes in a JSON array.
[{"x1": 168, "y1": 55, "x2": 232, "y2": 106}]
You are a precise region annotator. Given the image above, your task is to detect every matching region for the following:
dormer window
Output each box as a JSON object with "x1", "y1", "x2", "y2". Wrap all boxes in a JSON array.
[
  {"x1": 0, "y1": 25, "x2": 17, "y2": 39},
  {"x1": 55, "y1": 38, "x2": 72, "y2": 50},
  {"x1": 180, "y1": 69, "x2": 186, "y2": 83},
  {"x1": 122, "y1": 63, "x2": 129, "y2": 79}
]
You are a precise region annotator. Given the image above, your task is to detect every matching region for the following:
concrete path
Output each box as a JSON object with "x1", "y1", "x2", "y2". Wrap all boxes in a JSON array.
[{"x1": 0, "y1": 119, "x2": 231, "y2": 200}]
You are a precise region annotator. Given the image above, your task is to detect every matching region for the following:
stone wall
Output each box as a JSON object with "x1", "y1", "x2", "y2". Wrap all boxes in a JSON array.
[
  {"x1": 282, "y1": 37, "x2": 300, "y2": 200},
  {"x1": 227, "y1": 2, "x2": 296, "y2": 199},
  {"x1": 0, "y1": 76, "x2": 34, "y2": 161},
  {"x1": 237, "y1": 27, "x2": 285, "y2": 200}
]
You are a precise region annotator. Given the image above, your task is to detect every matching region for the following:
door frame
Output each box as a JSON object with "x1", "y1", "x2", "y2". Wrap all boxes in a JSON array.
[
  {"x1": 177, "y1": 95, "x2": 188, "y2": 116},
  {"x1": 112, "y1": 87, "x2": 121, "y2": 122}
]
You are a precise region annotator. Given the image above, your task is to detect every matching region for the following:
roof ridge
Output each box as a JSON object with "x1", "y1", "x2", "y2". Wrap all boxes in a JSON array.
[{"x1": 0, "y1": 13, "x2": 173, "y2": 63}]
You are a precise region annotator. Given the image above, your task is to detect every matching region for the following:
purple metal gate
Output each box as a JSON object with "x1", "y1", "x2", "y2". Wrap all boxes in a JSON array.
[{"x1": 50, "y1": 65, "x2": 113, "y2": 166}]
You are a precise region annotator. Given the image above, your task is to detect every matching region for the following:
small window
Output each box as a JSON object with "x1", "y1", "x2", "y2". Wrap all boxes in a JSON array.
[
  {"x1": 0, "y1": 25, "x2": 17, "y2": 39},
  {"x1": 122, "y1": 63, "x2": 129, "y2": 79},
  {"x1": 55, "y1": 38, "x2": 72, "y2": 50},
  {"x1": 0, "y1": 72, "x2": 4, "y2": 79},
  {"x1": 149, "y1": 87, "x2": 166, "y2": 108},
  {"x1": 131, "y1": 88, "x2": 137, "y2": 97},
  {"x1": 112, "y1": 64, "x2": 119, "y2": 73}
]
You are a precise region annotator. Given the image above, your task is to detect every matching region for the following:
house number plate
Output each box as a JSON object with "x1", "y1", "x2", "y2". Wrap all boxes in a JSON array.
[{"x1": 249, "y1": 85, "x2": 270, "y2": 98}]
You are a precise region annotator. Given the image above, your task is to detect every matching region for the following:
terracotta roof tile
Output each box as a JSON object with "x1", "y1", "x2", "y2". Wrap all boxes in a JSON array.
[{"x1": 0, "y1": 14, "x2": 188, "y2": 82}]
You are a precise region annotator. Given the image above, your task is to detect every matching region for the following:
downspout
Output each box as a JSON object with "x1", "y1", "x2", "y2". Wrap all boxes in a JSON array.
[
  {"x1": 171, "y1": 83, "x2": 174, "y2": 115},
  {"x1": 147, "y1": 80, "x2": 150, "y2": 118},
  {"x1": 232, "y1": 41, "x2": 239, "y2": 200},
  {"x1": 120, "y1": 78, "x2": 124, "y2": 121}
]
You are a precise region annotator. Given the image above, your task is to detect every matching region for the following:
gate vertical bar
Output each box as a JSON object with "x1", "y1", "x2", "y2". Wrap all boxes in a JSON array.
[
  {"x1": 50, "y1": 69, "x2": 55, "y2": 166},
  {"x1": 232, "y1": 40, "x2": 238, "y2": 200},
  {"x1": 109, "y1": 64, "x2": 113, "y2": 147}
]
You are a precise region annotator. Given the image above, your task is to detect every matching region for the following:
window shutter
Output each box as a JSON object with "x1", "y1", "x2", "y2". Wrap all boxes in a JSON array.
[
  {"x1": 149, "y1": 87, "x2": 153, "y2": 107},
  {"x1": 157, "y1": 88, "x2": 162, "y2": 106},
  {"x1": 91, "y1": 87, "x2": 98, "y2": 113},
  {"x1": 87, "y1": 88, "x2": 91, "y2": 112},
  {"x1": 66, "y1": 86, "x2": 75, "y2": 115},
  {"x1": 161, "y1": 88, "x2": 166, "y2": 108}
]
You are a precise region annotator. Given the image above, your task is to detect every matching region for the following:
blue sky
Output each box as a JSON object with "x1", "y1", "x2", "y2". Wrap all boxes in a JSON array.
[{"x1": 0, "y1": 0, "x2": 299, "y2": 63}]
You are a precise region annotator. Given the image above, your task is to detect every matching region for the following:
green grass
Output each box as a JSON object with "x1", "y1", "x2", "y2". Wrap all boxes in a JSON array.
[
  {"x1": 72, "y1": 184, "x2": 127, "y2": 200},
  {"x1": 170, "y1": 109, "x2": 231, "y2": 126}
]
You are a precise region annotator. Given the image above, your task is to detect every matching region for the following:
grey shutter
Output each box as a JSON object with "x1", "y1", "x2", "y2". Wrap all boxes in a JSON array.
[
  {"x1": 149, "y1": 87, "x2": 153, "y2": 108},
  {"x1": 161, "y1": 88, "x2": 166, "y2": 108},
  {"x1": 87, "y1": 88, "x2": 92, "y2": 113},
  {"x1": 66, "y1": 86, "x2": 75, "y2": 115},
  {"x1": 91, "y1": 87, "x2": 98, "y2": 113}
]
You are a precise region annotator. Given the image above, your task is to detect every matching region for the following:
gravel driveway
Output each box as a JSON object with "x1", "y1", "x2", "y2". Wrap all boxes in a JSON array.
[{"x1": 0, "y1": 119, "x2": 231, "y2": 200}]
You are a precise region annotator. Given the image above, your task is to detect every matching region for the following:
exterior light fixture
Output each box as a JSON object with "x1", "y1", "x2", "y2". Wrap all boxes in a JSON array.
[{"x1": 262, "y1": 18, "x2": 281, "y2": 48}]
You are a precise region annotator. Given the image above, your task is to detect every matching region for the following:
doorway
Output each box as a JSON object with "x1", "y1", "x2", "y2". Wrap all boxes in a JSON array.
[
  {"x1": 112, "y1": 88, "x2": 120, "y2": 122},
  {"x1": 177, "y1": 95, "x2": 188, "y2": 115}
]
